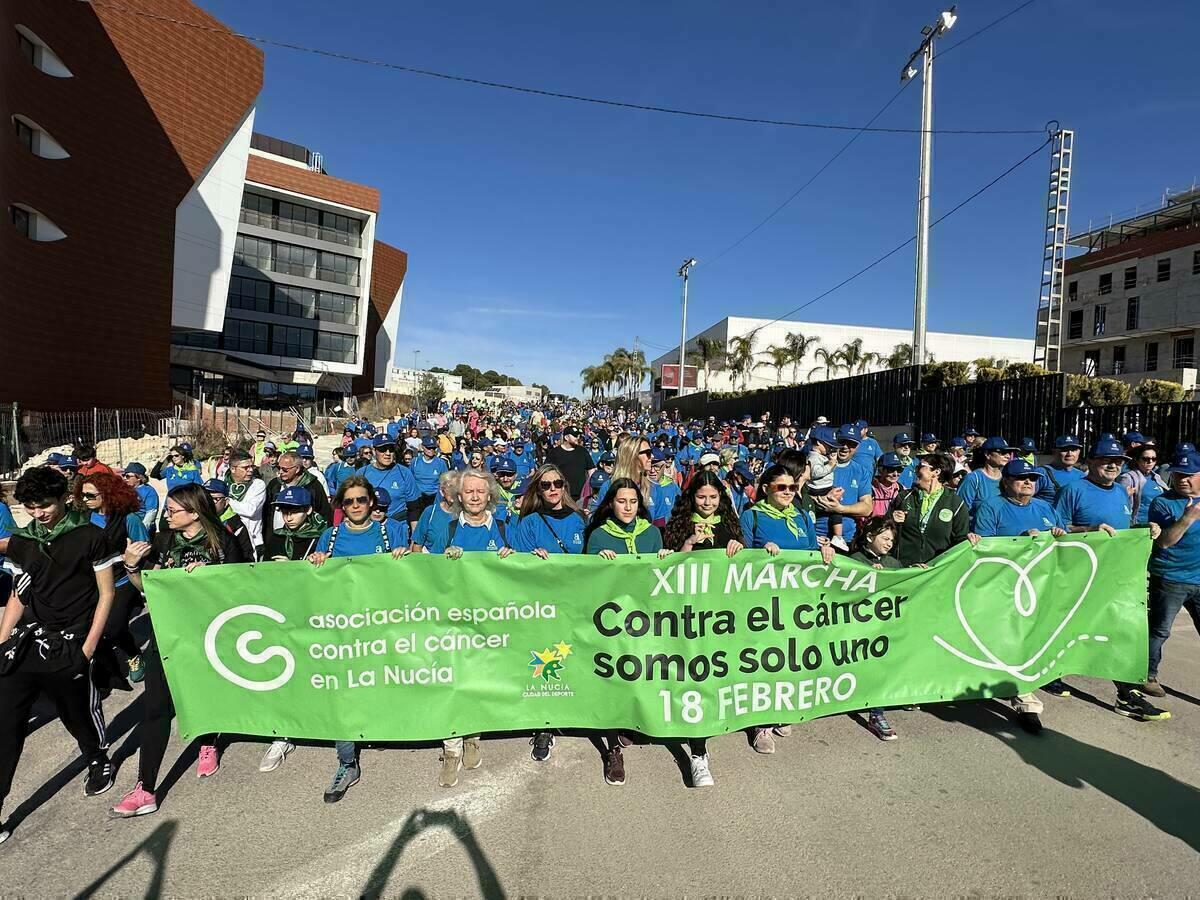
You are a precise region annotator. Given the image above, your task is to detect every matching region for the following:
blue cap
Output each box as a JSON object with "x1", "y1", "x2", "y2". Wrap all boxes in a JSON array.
[
  {"x1": 1088, "y1": 437, "x2": 1129, "y2": 460},
  {"x1": 811, "y1": 426, "x2": 838, "y2": 447},
  {"x1": 878, "y1": 452, "x2": 905, "y2": 469},
  {"x1": 490, "y1": 457, "x2": 517, "y2": 475},
  {"x1": 1054, "y1": 434, "x2": 1083, "y2": 449},
  {"x1": 297, "y1": 444, "x2": 314, "y2": 459},
  {"x1": 123, "y1": 462, "x2": 147, "y2": 476},
  {"x1": 599, "y1": 451, "x2": 616, "y2": 464},
  {"x1": 650, "y1": 448, "x2": 668, "y2": 462},
  {"x1": 963, "y1": 427, "x2": 981, "y2": 437},
  {"x1": 836, "y1": 424, "x2": 861, "y2": 445},
  {"x1": 588, "y1": 469, "x2": 611, "y2": 492},
  {"x1": 1002, "y1": 459, "x2": 1042, "y2": 479},
  {"x1": 371, "y1": 435, "x2": 397, "y2": 449},
  {"x1": 1123, "y1": 431, "x2": 1147, "y2": 444},
  {"x1": 1019, "y1": 437, "x2": 1037, "y2": 453},
  {"x1": 1169, "y1": 450, "x2": 1200, "y2": 475},
  {"x1": 47, "y1": 452, "x2": 65, "y2": 466},
  {"x1": 479, "y1": 437, "x2": 493, "y2": 448},
  {"x1": 921, "y1": 433, "x2": 939, "y2": 444},
  {"x1": 421, "y1": 436, "x2": 436, "y2": 449},
  {"x1": 273, "y1": 485, "x2": 313, "y2": 507},
  {"x1": 59, "y1": 455, "x2": 78, "y2": 469},
  {"x1": 1175, "y1": 441, "x2": 1197, "y2": 454},
  {"x1": 203, "y1": 478, "x2": 228, "y2": 496},
  {"x1": 981, "y1": 436, "x2": 1017, "y2": 452},
  {"x1": 854, "y1": 419, "x2": 869, "y2": 429},
  {"x1": 892, "y1": 432, "x2": 914, "y2": 446},
  {"x1": 339, "y1": 444, "x2": 357, "y2": 458},
  {"x1": 173, "y1": 442, "x2": 193, "y2": 455},
  {"x1": 732, "y1": 462, "x2": 754, "y2": 481},
  {"x1": 372, "y1": 487, "x2": 392, "y2": 509},
  {"x1": 949, "y1": 437, "x2": 968, "y2": 449}
]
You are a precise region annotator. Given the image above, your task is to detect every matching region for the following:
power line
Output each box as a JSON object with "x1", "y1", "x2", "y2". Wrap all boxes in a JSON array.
[
  {"x1": 82, "y1": 0, "x2": 1044, "y2": 136},
  {"x1": 938, "y1": 0, "x2": 1042, "y2": 58}
]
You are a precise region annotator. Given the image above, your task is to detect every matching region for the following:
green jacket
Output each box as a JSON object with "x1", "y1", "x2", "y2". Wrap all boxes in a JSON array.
[{"x1": 889, "y1": 486, "x2": 969, "y2": 566}]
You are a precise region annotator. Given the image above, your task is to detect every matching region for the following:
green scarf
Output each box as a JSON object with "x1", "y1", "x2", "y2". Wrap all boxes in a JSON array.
[
  {"x1": 750, "y1": 499, "x2": 801, "y2": 541},
  {"x1": 276, "y1": 513, "x2": 328, "y2": 560},
  {"x1": 227, "y1": 477, "x2": 250, "y2": 501},
  {"x1": 12, "y1": 507, "x2": 90, "y2": 547},
  {"x1": 690, "y1": 512, "x2": 722, "y2": 542},
  {"x1": 167, "y1": 530, "x2": 214, "y2": 568},
  {"x1": 600, "y1": 517, "x2": 652, "y2": 554},
  {"x1": 656, "y1": 473, "x2": 675, "y2": 487}
]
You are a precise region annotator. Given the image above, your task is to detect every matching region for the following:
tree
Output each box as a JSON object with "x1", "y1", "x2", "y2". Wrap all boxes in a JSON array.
[
  {"x1": 1066, "y1": 375, "x2": 1131, "y2": 407},
  {"x1": 783, "y1": 332, "x2": 820, "y2": 384},
  {"x1": 726, "y1": 334, "x2": 758, "y2": 392},
  {"x1": 687, "y1": 337, "x2": 727, "y2": 392},
  {"x1": 757, "y1": 345, "x2": 792, "y2": 385},
  {"x1": 1135, "y1": 378, "x2": 1186, "y2": 404},
  {"x1": 531, "y1": 382, "x2": 550, "y2": 398},
  {"x1": 884, "y1": 343, "x2": 913, "y2": 370},
  {"x1": 808, "y1": 346, "x2": 844, "y2": 382},
  {"x1": 415, "y1": 372, "x2": 445, "y2": 410},
  {"x1": 921, "y1": 361, "x2": 970, "y2": 388},
  {"x1": 1001, "y1": 362, "x2": 1049, "y2": 380},
  {"x1": 838, "y1": 338, "x2": 879, "y2": 375}
]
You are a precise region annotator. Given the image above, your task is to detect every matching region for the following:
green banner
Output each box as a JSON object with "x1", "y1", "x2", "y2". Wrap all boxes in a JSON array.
[{"x1": 143, "y1": 532, "x2": 1150, "y2": 742}]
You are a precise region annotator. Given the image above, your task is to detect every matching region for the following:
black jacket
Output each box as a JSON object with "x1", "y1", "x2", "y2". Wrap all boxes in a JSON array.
[{"x1": 889, "y1": 486, "x2": 969, "y2": 566}]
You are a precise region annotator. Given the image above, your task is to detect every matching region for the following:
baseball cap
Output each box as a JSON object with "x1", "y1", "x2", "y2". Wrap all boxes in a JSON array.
[
  {"x1": 963, "y1": 427, "x2": 981, "y2": 437},
  {"x1": 421, "y1": 436, "x2": 436, "y2": 449},
  {"x1": 892, "y1": 432, "x2": 915, "y2": 446},
  {"x1": 980, "y1": 436, "x2": 1017, "y2": 452},
  {"x1": 699, "y1": 452, "x2": 721, "y2": 467},
  {"x1": 878, "y1": 452, "x2": 905, "y2": 469},
  {"x1": 339, "y1": 444, "x2": 357, "y2": 459},
  {"x1": 1088, "y1": 437, "x2": 1129, "y2": 460},
  {"x1": 599, "y1": 451, "x2": 616, "y2": 464},
  {"x1": 172, "y1": 442, "x2": 193, "y2": 455},
  {"x1": 732, "y1": 462, "x2": 754, "y2": 482},
  {"x1": 836, "y1": 424, "x2": 861, "y2": 445},
  {"x1": 588, "y1": 469, "x2": 611, "y2": 492},
  {"x1": 297, "y1": 444, "x2": 314, "y2": 459},
  {"x1": 949, "y1": 437, "x2": 968, "y2": 449},
  {"x1": 490, "y1": 457, "x2": 517, "y2": 475},
  {"x1": 273, "y1": 485, "x2": 313, "y2": 508},
  {"x1": 810, "y1": 426, "x2": 837, "y2": 447},
  {"x1": 854, "y1": 419, "x2": 869, "y2": 429},
  {"x1": 59, "y1": 456, "x2": 78, "y2": 469},
  {"x1": 1123, "y1": 431, "x2": 1147, "y2": 444},
  {"x1": 650, "y1": 448, "x2": 668, "y2": 462},
  {"x1": 1019, "y1": 437, "x2": 1038, "y2": 453},
  {"x1": 1168, "y1": 450, "x2": 1200, "y2": 475},
  {"x1": 813, "y1": 416, "x2": 830, "y2": 425},
  {"x1": 123, "y1": 462, "x2": 147, "y2": 477},
  {"x1": 920, "y1": 432, "x2": 939, "y2": 444},
  {"x1": 1002, "y1": 459, "x2": 1042, "y2": 479},
  {"x1": 1175, "y1": 441, "x2": 1197, "y2": 454},
  {"x1": 562, "y1": 426, "x2": 581, "y2": 438},
  {"x1": 371, "y1": 435, "x2": 397, "y2": 449},
  {"x1": 1054, "y1": 434, "x2": 1083, "y2": 449},
  {"x1": 203, "y1": 478, "x2": 228, "y2": 496},
  {"x1": 373, "y1": 487, "x2": 392, "y2": 509},
  {"x1": 46, "y1": 452, "x2": 65, "y2": 466}
]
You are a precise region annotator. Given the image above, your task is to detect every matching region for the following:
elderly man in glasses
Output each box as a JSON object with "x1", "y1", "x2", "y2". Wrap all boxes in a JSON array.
[
  {"x1": 360, "y1": 434, "x2": 420, "y2": 529},
  {"x1": 263, "y1": 450, "x2": 332, "y2": 545}
]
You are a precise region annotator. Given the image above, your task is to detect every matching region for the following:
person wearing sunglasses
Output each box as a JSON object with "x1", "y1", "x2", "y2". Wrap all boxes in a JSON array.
[
  {"x1": 75, "y1": 472, "x2": 151, "y2": 684},
  {"x1": 871, "y1": 452, "x2": 907, "y2": 519},
  {"x1": 150, "y1": 442, "x2": 203, "y2": 493},
  {"x1": 308, "y1": 476, "x2": 410, "y2": 803},
  {"x1": 358, "y1": 435, "x2": 419, "y2": 530},
  {"x1": 546, "y1": 426, "x2": 590, "y2": 502},
  {"x1": 1035, "y1": 435, "x2": 1086, "y2": 504},
  {"x1": 1119, "y1": 444, "x2": 1167, "y2": 526},
  {"x1": 121, "y1": 462, "x2": 160, "y2": 532},
  {"x1": 957, "y1": 437, "x2": 1019, "y2": 526},
  {"x1": 263, "y1": 451, "x2": 333, "y2": 546}
]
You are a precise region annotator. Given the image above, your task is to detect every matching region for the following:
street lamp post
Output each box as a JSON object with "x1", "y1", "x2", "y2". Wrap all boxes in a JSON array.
[
  {"x1": 677, "y1": 258, "x2": 697, "y2": 397},
  {"x1": 900, "y1": 5, "x2": 957, "y2": 368}
]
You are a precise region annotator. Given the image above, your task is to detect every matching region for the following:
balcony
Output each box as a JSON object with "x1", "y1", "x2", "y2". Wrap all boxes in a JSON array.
[{"x1": 239, "y1": 209, "x2": 362, "y2": 249}]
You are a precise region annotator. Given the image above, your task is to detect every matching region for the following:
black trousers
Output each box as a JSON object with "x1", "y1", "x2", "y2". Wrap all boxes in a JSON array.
[
  {"x1": 407, "y1": 493, "x2": 436, "y2": 527},
  {"x1": 0, "y1": 655, "x2": 108, "y2": 811},
  {"x1": 104, "y1": 581, "x2": 143, "y2": 659},
  {"x1": 136, "y1": 636, "x2": 174, "y2": 792}
]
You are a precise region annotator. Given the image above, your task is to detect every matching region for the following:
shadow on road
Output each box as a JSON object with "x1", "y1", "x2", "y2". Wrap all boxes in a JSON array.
[
  {"x1": 359, "y1": 807, "x2": 505, "y2": 900},
  {"x1": 72, "y1": 820, "x2": 177, "y2": 899},
  {"x1": 929, "y1": 699, "x2": 1200, "y2": 853}
]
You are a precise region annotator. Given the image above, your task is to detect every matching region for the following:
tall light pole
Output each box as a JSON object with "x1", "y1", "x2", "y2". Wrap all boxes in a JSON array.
[
  {"x1": 901, "y1": 5, "x2": 957, "y2": 367},
  {"x1": 677, "y1": 258, "x2": 697, "y2": 396},
  {"x1": 412, "y1": 348, "x2": 420, "y2": 372}
]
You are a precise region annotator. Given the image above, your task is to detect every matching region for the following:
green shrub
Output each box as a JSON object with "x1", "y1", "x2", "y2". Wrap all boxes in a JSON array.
[
  {"x1": 921, "y1": 361, "x2": 969, "y2": 388},
  {"x1": 1001, "y1": 362, "x2": 1049, "y2": 380},
  {"x1": 1134, "y1": 378, "x2": 1186, "y2": 404},
  {"x1": 974, "y1": 366, "x2": 1003, "y2": 382},
  {"x1": 1065, "y1": 375, "x2": 1131, "y2": 407}
]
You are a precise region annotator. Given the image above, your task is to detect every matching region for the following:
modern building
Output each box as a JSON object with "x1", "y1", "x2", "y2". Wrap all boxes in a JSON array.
[
  {"x1": 2, "y1": 0, "x2": 406, "y2": 411},
  {"x1": 1059, "y1": 186, "x2": 1200, "y2": 391},
  {"x1": 650, "y1": 316, "x2": 1035, "y2": 395},
  {"x1": 386, "y1": 367, "x2": 465, "y2": 395}
]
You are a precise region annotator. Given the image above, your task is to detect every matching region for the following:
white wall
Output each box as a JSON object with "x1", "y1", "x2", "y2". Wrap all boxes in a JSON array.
[{"x1": 172, "y1": 104, "x2": 256, "y2": 331}]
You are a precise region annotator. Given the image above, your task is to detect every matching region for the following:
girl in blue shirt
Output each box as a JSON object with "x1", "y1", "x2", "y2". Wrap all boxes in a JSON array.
[
  {"x1": 150, "y1": 444, "x2": 203, "y2": 493},
  {"x1": 739, "y1": 465, "x2": 835, "y2": 561}
]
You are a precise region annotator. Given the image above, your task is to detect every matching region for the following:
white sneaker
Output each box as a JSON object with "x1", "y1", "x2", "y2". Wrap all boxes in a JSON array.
[
  {"x1": 690, "y1": 754, "x2": 714, "y2": 788},
  {"x1": 829, "y1": 536, "x2": 849, "y2": 552},
  {"x1": 259, "y1": 739, "x2": 295, "y2": 772},
  {"x1": 0, "y1": 825, "x2": 9, "y2": 845}
]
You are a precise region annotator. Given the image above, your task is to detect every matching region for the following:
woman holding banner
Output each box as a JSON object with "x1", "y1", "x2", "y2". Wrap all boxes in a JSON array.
[
  {"x1": 111, "y1": 484, "x2": 248, "y2": 820},
  {"x1": 307, "y1": 475, "x2": 410, "y2": 803}
]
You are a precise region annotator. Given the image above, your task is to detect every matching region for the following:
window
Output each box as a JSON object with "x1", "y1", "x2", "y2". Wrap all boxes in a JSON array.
[
  {"x1": 1098, "y1": 273, "x2": 1112, "y2": 295},
  {"x1": 14, "y1": 118, "x2": 32, "y2": 151},
  {"x1": 1093, "y1": 304, "x2": 1106, "y2": 336},
  {"x1": 316, "y1": 331, "x2": 357, "y2": 364},
  {"x1": 320, "y1": 211, "x2": 362, "y2": 247},
  {"x1": 275, "y1": 285, "x2": 317, "y2": 319},
  {"x1": 1174, "y1": 336, "x2": 1194, "y2": 369},
  {"x1": 14, "y1": 26, "x2": 71, "y2": 77},
  {"x1": 171, "y1": 329, "x2": 220, "y2": 350},
  {"x1": 240, "y1": 192, "x2": 273, "y2": 227},
  {"x1": 1068, "y1": 309, "x2": 1083, "y2": 340},
  {"x1": 274, "y1": 242, "x2": 317, "y2": 278},
  {"x1": 1146, "y1": 341, "x2": 1158, "y2": 372},
  {"x1": 9, "y1": 203, "x2": 64, "y2": 241},
  {"x1": 11, "y1": 115, "x2": 67, "y2": 159},
  {"x1": 1068, "y1": 280, "x2": 1077, "y2": 302},
  {"x1": 228, "y1": 276, "x2": 271, "y2": 313},
  {"x1": 1158, "y1": 258, "x2": 1172, "y2": 282},
  {"x1": 11, "y1": 204, "x2": 30, "y2": 238},
  {"x1": 223, "y1": 319, "x2": 269, "y2": 355},
  {"x1": 17, "y1": 31, "x2": 35, "y2": 64},
  {"x1": 271, "y1": 325, "x2": 315, "y2": 360},
  {"x1": 1126, "y1": 296, "x2": 1139, "y2": 331},
  {"x1": 1193, "y1": 250, "x2": 1200, "y2": 275},
  {"x1": 233, "y1": 234, "x2": 272, "y2": 271},
  {"x1": 318, "y1": 251, "x2": 358, "y2": 285},
  {"x1": 1082, "y1": 350, "x2": 1099, "y2": 376},
  {"x1": 1112, "y1": 345, "x2": 1125, "y2": 375},
  {"x1": 317, "y1": 291, "x2": 357, "y2": 325},
  {"x1": 1124, "y1": 266, "x2": 1137, "y2": 290},
  {"x1": 278, "y1": 201, "x2": 320, "y2": 239}
]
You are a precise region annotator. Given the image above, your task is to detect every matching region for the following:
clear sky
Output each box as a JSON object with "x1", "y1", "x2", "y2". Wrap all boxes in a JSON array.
[{"x1": 198, "y1": 0, "x2": 1199, "y2": 394}]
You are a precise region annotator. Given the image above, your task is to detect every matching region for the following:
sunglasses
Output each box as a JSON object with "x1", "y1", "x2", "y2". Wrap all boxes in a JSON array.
[
  {"x1": 341, "y1": 496, "x2": 371, "y2": 508},
  {"x1": 81, "y1": 491, "x2": 101, "y2": 500},
  {"x1": 881, "y1": 467, "x2": 903, "y2": 474},
  {"x1": 769, "y1": 483, "x2": 798, "y2": 493},
  {"x1": 1012, "y1": 475, "x2": 1040, "y2": 483},
  {"x1": 1141, "y1": 457, "x2": 1158, "y2": 463},
  {"x1": 539, "y1": 479, "x2": 565, "y2": 490},
  {"x1": 376, "y1": 446, "x2": 397, "y2": 453},
  {"x1": 638, "y1": 448, "x2": 653, "y2": 457}
]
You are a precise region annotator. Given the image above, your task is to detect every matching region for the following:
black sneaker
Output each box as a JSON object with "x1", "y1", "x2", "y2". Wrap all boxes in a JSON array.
[
  {"x1": 1017, "y1": 712, "x2": 1043, "y2": 735},
  {"x1": 1115, "y1": 690, "x2": 1171, "y2": 721},
  {"x1": 1042, "y1": 678, "x2": 1071, "y2": 697},
  {"x1": 530, "y1": 732, "x2": 555, "y2": 762},
  {"x1": 323, "y1": 763, "x2": 360, "y2": 804},
  {"x1": 84, "y1": 759, "x2": 116, "y2": 797},
  {"x1": 0, "y1": 822, "x2": 9, "y2": 846}
]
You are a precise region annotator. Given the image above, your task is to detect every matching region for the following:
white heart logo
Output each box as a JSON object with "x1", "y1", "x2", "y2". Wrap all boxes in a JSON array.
[{"x1": 933, "y1": 540, "x2": 1104, "y2": 683}]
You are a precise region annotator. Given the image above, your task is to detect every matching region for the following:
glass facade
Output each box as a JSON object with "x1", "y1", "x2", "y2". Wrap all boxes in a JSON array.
[
  {"x1": 239, "y1": 191, "x2": 363, "y2": 248},
  {"x1": 169, "y1": 367, "x2": 342, "y2": 411}
]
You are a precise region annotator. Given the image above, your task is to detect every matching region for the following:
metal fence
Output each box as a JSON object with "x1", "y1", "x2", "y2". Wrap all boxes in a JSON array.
[
  {"x1": 1060, "y1": 401, "x2": 1200, "y2": 451},
  {"x1": 916, "y1": 374, "x2": 1067, "y2": 450}
]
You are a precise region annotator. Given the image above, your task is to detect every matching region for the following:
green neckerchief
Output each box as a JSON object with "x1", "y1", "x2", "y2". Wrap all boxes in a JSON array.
[
  {"x1": 12, "y1": 507, "x2": 90, "y2": 547},
  {"x1": 276, "y1": 513, "x2": 328, "y2": 559},
  {"x1": 918, "y1": 486, "x2": 944, "y2": 528},
  {"x1": 600, "y1": 517, "x2": 652, "y2": 554},
  {"x1": 691, "y1": 512, "x2": 722, "y2": 542},
  {"x1": 219, "y1": 506, "x2": 237, "y2": 523},
  {"x1": 168, "y1": 530, "x2": 213, "y2": 568},
  {"x1": 750, "y1": 499, "x2": 800, "y2": 541},
  {"x1": 227, "y1": 478, "x2": 251, "y2": 501},
  {"x1": 656, "y1": 473, "x2": 675, "y2": 487}
]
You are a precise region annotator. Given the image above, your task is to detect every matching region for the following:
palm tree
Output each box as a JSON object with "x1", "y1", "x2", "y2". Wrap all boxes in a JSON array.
[
  {"x1": 838, "y1": 338, "x2": 879, "y2": 375},
  {"x1": 783, "y1": 332, "x2": 820, "y2": 384},
  {"x1": 808, "y1": 346, "x2": 844, "y2": 382},
  {"x1": 884, "y1": 343, "x2": 913, "y2": 370},
  {"x1": 627, "y1": 348, "x2": 650, "y2": 399},
  {"x1": 757, "y1": 345, "x2": 792, "y2": 385},
  {"x1": 727, "y1": 334, "x2": 757, "y2": 392},
  {"x1": 687, "y1": 337, "x2": 727, "y2": 392}
]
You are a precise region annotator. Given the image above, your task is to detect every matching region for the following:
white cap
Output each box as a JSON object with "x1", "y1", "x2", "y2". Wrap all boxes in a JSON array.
[
  {"x1": 699, "y1": 452, "x2": 721, "y2": 466},
  {"x1": 954, "y1": 460, "x2": 969, "y2": 474},
  {"x1": 814, "y1": 416, "x2": 830, "y2": 425}
]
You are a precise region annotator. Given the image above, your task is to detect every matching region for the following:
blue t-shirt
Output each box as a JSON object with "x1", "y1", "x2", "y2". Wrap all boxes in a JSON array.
[
  {"x1": 1053, "y1": 478, "x2": 1132, "y2": 530},
  {"x1": 91, "y1": 511, "x2": 149, "y2": 587},
  {"x1": 649, "y1": 480, "x2": 682, "y2": 524},
  {"x1": 958, "y1": 469, "x2": 1002, "y2": 522},
  {"x1": 410, "y1": 454, "x2": 449, "y2": 496},
  {"x1": 448, "y1": 516, "x2": 510, "y2": 552},
  {"x1": 1034, "y1": 464, "x2": 1085, "y2": 503},
  {"x1": 315, "y1": 519, "x2": 409, "y2": 557},
  {"x1": 361, "y1": 464, "x2": 419, "y2": 518},
  {"x1": 898, "y1": 458, "x2": 917, "y2": 490},
  {"x1": 513, "y1": 510, "x2": 586, "y2": 553},
  {"x1": 509, "y1": 450, "x2": 535, "y2": 478},
  {"x1": 134, "y1": 484, "x2": 159, "y2": 528},
  {"x1": 972, "y1": 496, "x2": 1062, "y2": 537},
  {"x1": 815, "y1": 460, "x2": 871, "y2": 542},
  {"x1": 739, "y1": 504, "x2": 819, "y2": 551},
  {"x1": 161, "y1": 462, "x2": 203, "y2": 491},
  {"x1": 0, "y1": 503, "x2": 15, "y2": 573},
  {"x1": 853, "y1": 437, "x2": 882, "y2": 468},
  {"x1": 1149, "y1": 492, "x2": 1200, "y2": 583},
  {"x1": 413, "y1": 502, "x2": 454, "y2": 552}
]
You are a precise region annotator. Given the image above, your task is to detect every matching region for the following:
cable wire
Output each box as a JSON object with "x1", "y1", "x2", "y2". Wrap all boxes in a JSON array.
[{"x1": 81, "y1": 0, "x2": 1044, "y2": 135}]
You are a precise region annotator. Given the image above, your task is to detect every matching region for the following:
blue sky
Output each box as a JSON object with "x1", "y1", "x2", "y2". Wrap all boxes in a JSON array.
[{"x1": 199, "y1": 0, "x2": 1199, "y2": 394}]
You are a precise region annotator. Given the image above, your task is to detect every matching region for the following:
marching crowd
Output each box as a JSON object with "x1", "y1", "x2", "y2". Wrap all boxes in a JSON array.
[{"x1": 2, "y1": 398, "x2": 1199, "y2": 841}]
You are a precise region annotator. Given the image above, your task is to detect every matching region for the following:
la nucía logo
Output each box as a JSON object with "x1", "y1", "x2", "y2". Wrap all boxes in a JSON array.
[{"x1": 524, "y1": 641, "x2": 575, "y2": 698}]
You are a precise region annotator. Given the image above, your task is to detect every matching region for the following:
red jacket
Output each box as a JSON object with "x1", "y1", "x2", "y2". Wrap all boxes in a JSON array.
[{"x1": 77, "y1": 460, "x2": 115, "y2": 478}]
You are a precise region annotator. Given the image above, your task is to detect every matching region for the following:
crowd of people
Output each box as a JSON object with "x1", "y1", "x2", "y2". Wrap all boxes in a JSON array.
[{"x1": 1, "y1": 398, "x2": 1198, "y2": 842}]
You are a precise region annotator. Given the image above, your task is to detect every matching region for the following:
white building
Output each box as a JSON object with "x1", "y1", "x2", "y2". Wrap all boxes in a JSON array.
[
  {"x1": 386, "y1": 368, "x2": 464, "y2": 394},
  {"x1": 650, "y1": 316, "x2": 1035, "y2": 394}
]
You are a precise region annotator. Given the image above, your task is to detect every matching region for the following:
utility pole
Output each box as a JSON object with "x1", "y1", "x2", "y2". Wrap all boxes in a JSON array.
[
  {"x1": 677, "y1": 258, "x2": 697, "y2": 396},
  {"x1": 900, "y1": 5, "x2": 957, "y2": 366}
]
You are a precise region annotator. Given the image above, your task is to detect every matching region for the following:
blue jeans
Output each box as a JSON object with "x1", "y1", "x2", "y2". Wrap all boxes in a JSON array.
[
  {"x1": 1148, "y1": 576, "x2": 1200, "y2": 678},
  {"x1": 335, "y1": 740, "x2": 357, "y2": 767}
]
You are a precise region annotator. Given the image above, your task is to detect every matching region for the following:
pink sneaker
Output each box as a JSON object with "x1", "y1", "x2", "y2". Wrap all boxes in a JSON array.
[
  {"x1": 110, "y1": 783, "x2": 158, "y2": 818},
  {"x1": 196, "y1": 744, "x2": 220, "y2": 778}
]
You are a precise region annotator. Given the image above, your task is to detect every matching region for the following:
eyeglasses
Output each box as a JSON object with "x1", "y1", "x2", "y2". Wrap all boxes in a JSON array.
[
  {"x1": 539, "y1": 479, "x2": 565, "y2": 490},
  {"x1": 341, "y1": 496, "x2": 371, "y2": 508},
  {"x1": 1141, "y1": 456, "x2": 1158, "y2": 463},
  {"x1": 638, "y1": 448, "x2": 653, "y2": 457},
  {"x1": 769, "y1": 483, "x2": 797, "y2": 493},
  {"x1": 81, "y1": 491, "x2": 100, "y2": 500},
  {"x1": 164, "y1": 506, "x2": 186, "y2": 518}
]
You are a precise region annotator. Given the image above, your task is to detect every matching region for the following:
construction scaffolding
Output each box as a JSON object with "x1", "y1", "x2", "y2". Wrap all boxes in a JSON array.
[{"x1": 1033, "y1": 128, "x2": 1073, "y2": 372}]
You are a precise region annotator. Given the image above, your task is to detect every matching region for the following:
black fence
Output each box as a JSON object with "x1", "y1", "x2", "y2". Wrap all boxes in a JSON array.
[
  {"x1": 1060, "y1": 401, "x2": 1200, "y2": 452},
  {"x1": 917, "y1": 374, "x2": 1066, "y2": 450}
]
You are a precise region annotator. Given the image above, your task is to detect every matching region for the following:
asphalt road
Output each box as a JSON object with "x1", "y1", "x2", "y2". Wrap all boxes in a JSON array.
[{"x1": 3, "y1": 616, "x2": 1199, "y2": 898}]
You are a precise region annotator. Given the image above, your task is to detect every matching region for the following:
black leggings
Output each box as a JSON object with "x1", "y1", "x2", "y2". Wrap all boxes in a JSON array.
[
  {"x1": 104, "y1": 582, "x2": 143, "y2": 660},
  {"x1": 689, "y1": 737, "x2": 707, "y2": 757},
  {"x1": 137, "y1": 635, "x2": 174, "y2": 792}
]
